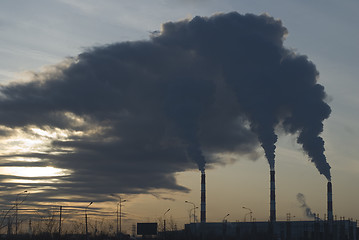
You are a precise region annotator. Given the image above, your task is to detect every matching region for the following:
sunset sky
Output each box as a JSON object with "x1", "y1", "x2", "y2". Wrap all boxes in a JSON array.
[{"x1": 0, "y1": 0, "x2": 358, "y2": 233}]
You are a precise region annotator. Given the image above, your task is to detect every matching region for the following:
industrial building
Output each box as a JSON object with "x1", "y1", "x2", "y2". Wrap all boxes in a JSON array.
[
  {"x1": 185, "y1": 219, "x2": 358, "y2": 240},
  {"x1": 180, "y1": 171, "x2": 359, "y2": 240}
]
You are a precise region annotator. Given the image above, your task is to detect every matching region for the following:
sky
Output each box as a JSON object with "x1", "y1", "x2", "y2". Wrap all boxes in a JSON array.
[{"x1": 0, "y1": 0, "x2": 358, "y2": 234}]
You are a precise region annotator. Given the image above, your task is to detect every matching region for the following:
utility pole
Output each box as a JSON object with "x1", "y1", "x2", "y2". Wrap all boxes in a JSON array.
[
  {"x1": 120, "y1": 201, "x2": 122, "y2": 235},
  {"x1": 117, "y1": 203, "x2": 119, "y2": 237},
  {"x1": 59, "y1": 206, "x2": 62, "y2": 239},
  {"x1": 15, "y1": 199, "x2": 18, "y2": 235},
  {"x1": 85, "y1": 211, "x2": 88, "y2": 239},
  {"x1": 85, "y1": 202, "x2": 93, "y2": 240}
]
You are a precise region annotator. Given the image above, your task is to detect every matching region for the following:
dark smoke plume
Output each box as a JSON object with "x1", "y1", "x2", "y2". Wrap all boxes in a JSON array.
[
  {"x1": 155, "y1": 12, "x2": 331, "y2": 177},
  {"x1": 297, "y1": 193, "x2": 316, "y2": 219},
  {"x1": 0, "y1": 12, "x2": 331, "y2": 203},
  {"x1": 164, "y1": 77, "x2": 215, "y2": 171}
]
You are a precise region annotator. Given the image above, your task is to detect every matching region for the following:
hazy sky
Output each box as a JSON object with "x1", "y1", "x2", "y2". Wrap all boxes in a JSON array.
[{"x1": 0, "y1": 0, "x2": 358, "y2": 233}]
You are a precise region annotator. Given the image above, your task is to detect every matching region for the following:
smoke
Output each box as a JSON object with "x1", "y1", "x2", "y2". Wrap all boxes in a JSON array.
[
  {"x1": 297, "y1": 193, "x2": 316, "y2": 219},
  {"x1": 164, "y1": 77, "x2": 215, "y2": 171},
  {"x1": 0, "y1": 12, "x2": 331, "y2": 201},
  {"x1": 155, "y1": 12, "x2": 331, "y2": 177}
]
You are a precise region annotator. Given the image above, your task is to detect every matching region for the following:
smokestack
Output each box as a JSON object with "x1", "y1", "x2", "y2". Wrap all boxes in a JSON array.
[
  {"x1": 201, "y1": 170, "x2": 206, "y2": 223},
  {"x1": 270, "y1": 169, "x2": 276, "y2": 222},
  {"x1": 327, "y1": 181, "x2": 333, "y2": 222}
]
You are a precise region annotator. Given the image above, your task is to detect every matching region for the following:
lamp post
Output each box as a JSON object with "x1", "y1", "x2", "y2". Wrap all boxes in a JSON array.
[
  {"x1": 15, "y1": 190, "x2": 28, "y2": 236},
  {"x1": 117, "y1": 196, "x2": 126, "y2": 238},
  {"x1": 222, "y1": 214, "x2": 229, "y2": 240},
  {"x1": 163, "y1": 208, "x2": 170, "y2": 240},
  {"x1": 85, "y1": 202, "x2": 93, "y2": 240},
  {"x1": 242, "y1": 206, "x2": 253, "y2": 222},
  {"x1": 189, "y1": 207, "x2": 198, "y2": 224},
  {"x1": 223, "y1": 214, "x2": 230, "y2": 222},
  {"x1": 185, "y1": 201, "x2": 197, "y2": 223}
]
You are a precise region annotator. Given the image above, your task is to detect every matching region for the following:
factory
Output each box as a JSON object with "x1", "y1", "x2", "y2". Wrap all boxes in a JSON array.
[
  {"x1": 185, "y1": 219, "x2": 358, "y2": 240},
  {"x1": 182, "y1": 171, "x2": 358, "y2": 240}
]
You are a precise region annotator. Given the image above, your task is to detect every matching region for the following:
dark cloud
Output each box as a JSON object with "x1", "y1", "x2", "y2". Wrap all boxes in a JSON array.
[{"x1": 0, "y1": 12, "x2": 331, "y2": 206}]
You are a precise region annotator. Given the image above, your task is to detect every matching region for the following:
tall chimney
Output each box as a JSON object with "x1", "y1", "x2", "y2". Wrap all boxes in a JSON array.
[
  {"x1": 327, "y1": 181, "x2": 333, "y2": 222},
  {"x1": 270, "y1": 169, "x2": 276, "y2": 222},
  {"x1": 201, "y1": 170, "x2": 206, "y2": 223}
]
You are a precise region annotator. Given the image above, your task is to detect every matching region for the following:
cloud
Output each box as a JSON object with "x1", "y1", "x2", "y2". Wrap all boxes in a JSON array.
[{"x1": 0, "y1": 12, "x2": 330, "y2": 206}]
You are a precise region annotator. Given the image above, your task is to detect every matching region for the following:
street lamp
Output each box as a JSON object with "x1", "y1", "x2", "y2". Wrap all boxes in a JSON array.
[
  {"x1": 222, "y1": 214, "x2": 230, "y2": 240},
  {"x1": 242, "y1": 206, "x2": 253, "y2": 222},
  {"x1": 85, "y1": 202, "x2": 93, "y2": 240},
  {"x1": 15, "y1": 190, "x2": 28, "y2": 235},
  {"x1": 163, "y1": 208, "x2": 170, "y2": 240},
  {"x1": 185, "y1": 201, "x2": 197, "y2": 223},
  {"x1": 189, "y1": 207, "x2": 198, "y2": 224},
  {"x1": 223, "y1": 214, "x2": 230, "y2": 222},
  {"x1": 117, "y1": 196, "x2": 126, "y2": 238}
]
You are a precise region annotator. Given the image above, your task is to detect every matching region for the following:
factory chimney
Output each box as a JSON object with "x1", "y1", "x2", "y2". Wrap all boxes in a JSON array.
[
  {"x1": 270, "y1": 169, "x2": 276, "y2": 222},
  {"x1": 201, "y1": 169, "x2": 206, "y2": 223},
  {"x1": 327, "y1": 181, "x2": 333, "y2": 222}
]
